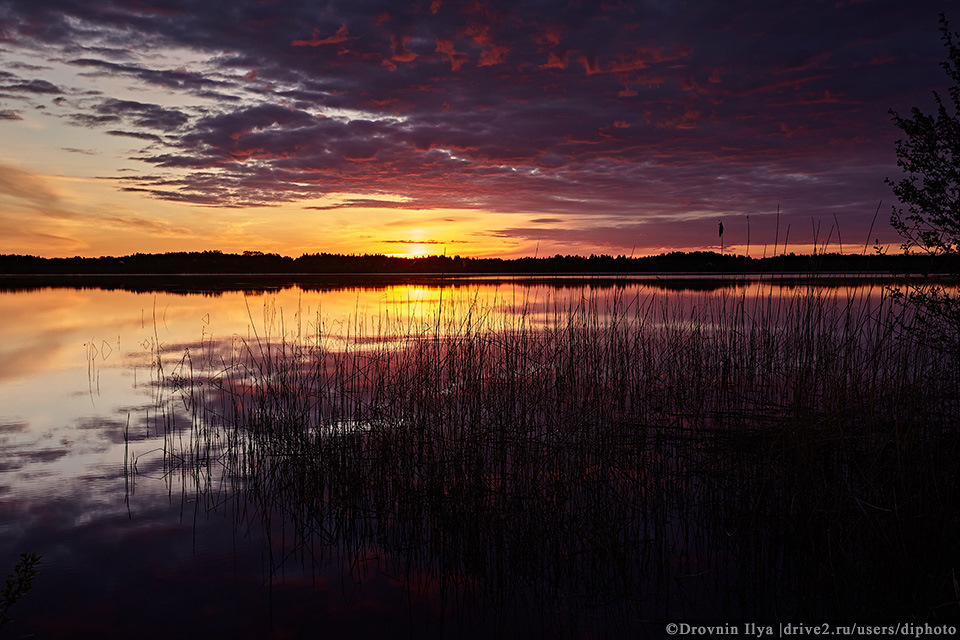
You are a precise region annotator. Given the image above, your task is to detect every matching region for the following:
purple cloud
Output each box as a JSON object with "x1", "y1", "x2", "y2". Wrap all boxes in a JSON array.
[
  {"x1": 0, "y1": 0, "x2": 954, "y2": 251},
  {"x1": 0, "y1": 78, "x2": 61, "y2": 94}
]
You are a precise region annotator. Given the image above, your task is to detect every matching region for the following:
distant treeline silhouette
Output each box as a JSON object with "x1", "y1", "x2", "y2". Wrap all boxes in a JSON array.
[{"x1": 0, "y1": 250, "x2": 957, "y2": 275}]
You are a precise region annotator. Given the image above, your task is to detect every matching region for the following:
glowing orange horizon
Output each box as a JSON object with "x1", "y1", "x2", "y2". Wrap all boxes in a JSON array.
[{"x1": 0, "y1": 165, "x2": 899, "y2": 260}]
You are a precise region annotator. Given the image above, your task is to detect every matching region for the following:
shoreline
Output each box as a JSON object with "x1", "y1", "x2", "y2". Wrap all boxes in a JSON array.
[{"x1": 0, "y1": 271, "x2": 956, "y2": 293}]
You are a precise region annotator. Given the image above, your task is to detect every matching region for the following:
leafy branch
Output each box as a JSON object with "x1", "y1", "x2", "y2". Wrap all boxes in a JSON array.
[{"x1": 0, "y1": 552, "x2": 42, "y2": 629}]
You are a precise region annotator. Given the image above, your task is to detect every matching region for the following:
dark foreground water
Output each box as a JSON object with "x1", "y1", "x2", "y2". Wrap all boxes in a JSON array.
[{"x1": 1, "y1": 278, "x2": 958, "y2": 638}]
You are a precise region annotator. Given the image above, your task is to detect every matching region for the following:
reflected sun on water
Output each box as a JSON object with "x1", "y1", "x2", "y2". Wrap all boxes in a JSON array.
[{"x1": 0, "y1": 277, "x2": 958, "y2": 638}]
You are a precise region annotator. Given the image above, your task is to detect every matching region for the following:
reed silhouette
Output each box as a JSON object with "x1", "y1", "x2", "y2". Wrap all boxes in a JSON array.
[{"x1": 138, "y1": 281, "x2": 960, "y2": 637}]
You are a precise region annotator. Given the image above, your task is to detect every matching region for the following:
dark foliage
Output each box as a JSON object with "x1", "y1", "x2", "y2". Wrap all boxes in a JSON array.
[
  {"x1": 0, "y1": 552, "x2": 41, "y2": 628},
  {"x1": 887, "y1": 13, "x2": 960, "y2": 354},
  {"x1": 887, "y1": 13, "x2": 960, "y2": 255}
]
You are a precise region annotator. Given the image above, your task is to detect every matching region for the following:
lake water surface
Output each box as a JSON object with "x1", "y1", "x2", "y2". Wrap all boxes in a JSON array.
[{"x1": 1, "y1": 277, "x2": 956, "y2": 638}]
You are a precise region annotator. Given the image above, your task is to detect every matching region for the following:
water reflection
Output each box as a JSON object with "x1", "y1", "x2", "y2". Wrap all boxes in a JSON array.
[{"x1": 1, "y1": 279, "x2": 957, "y2": 638}]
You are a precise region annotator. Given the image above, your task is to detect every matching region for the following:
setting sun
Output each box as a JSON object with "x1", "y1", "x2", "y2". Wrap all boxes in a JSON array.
[{"x1": 402, "y1": 243, "x2": 433, "y2": 258}]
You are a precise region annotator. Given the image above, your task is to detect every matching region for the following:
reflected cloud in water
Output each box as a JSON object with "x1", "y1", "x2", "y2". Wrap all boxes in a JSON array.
[{"x1": 1, "y1": 279, "x2": 957, "y2": 638}]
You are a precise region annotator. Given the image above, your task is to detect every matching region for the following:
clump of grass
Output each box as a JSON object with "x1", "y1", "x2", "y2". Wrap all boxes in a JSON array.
[{"x1": 149, "y1": 279, "x2": 960, "y2": 635}]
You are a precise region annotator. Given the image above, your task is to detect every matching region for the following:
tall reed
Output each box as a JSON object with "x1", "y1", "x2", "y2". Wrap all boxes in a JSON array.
[{"x1": 146, "y1": 280, "x2": 960, "y2": 636}]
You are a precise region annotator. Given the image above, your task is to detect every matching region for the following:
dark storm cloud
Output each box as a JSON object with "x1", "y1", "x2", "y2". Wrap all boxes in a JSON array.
[
  {"x1": 97, "y1": 98, "x2": 190, "y2": 130},
  {"x1": 0, "y1": 0, "x2": 955, "y2": 248},
  {"x1": 0, "y1": 78, "x2": 61, "y2": 93},
  {"x1": 68, "y1": 112, "x2": 121, "y2": 127},
  {"x1": 67, "y1": 58, "x2": 230, "y2": 93},
  {"x1": 106, "y1": 130, "x2": 164, "y2": 142},
  {"x1": 67, "y1": 98, "x2": 190, "y2": 133},
  {"x1": 5, "y1": 61, "x2": 51, "y2": 71}
]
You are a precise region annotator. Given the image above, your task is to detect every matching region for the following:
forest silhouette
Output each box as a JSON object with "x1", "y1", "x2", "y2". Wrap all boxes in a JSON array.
[{"x1": 1, "y1": 250, "x2": 957, "y2": 276}]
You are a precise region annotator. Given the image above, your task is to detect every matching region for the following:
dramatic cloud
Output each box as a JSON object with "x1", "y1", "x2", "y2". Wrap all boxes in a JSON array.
[
  {"x1": 67, "y1": 57, "x2": 230, "y2": 94},
  {"x1": 106, "y1": 130, "x2": 164, "y2": 142},
  {"x1": 0, "y1": 0, "x2": 953, "y2": 253},
  {"x1": 0, "y1": 78, "x2": 61, "y2": 94}
]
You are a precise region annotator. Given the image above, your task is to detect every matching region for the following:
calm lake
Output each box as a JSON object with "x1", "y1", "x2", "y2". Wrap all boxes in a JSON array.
[{"x1": 1, "y1": 277, "x2": 957, "y2": 638}]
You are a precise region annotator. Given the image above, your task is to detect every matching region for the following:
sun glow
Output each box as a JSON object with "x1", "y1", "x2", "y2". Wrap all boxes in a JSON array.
[{"x1": 402, "y1": 243, "x2": 433, "y2": 258}]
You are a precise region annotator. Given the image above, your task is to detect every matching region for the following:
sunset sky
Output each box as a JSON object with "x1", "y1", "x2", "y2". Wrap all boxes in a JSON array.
[{"x1": 0, "y1": 0, "x2": 955, "y2": 258}]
